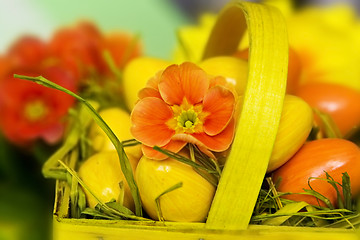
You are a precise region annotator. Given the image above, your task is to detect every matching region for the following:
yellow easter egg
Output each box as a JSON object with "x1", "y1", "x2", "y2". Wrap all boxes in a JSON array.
[
  {"x1": 267, "y1": 95, "x2": 313, "y2": 172},
  {"x1": 135, "y1": 155, "x2": 216, "y2": 222},
  {"x1": 199, "y1": 56, "x2": 248, "y2": 95},
  {"x1": 78, "y1": 151, "x2": 138, "y2": 211},
  {"x1": 123, "y1": 57, "x2": 170, "y2": 110},
  {"x1": 88, "y1": 107, "x2": 142, "y2": 161}
]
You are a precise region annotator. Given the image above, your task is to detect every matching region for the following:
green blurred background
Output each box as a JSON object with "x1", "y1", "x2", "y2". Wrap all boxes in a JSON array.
[{"x1": 0, "y1": 0, "x2": 190, "y2": 59}]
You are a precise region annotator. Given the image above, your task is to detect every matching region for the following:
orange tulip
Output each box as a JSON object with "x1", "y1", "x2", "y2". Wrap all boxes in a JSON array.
[{"x1": 130, "y1": 62, "x2": 237, "y2": 160}]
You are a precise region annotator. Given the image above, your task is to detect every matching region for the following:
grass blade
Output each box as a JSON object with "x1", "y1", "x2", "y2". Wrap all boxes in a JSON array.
[
  {"x1": 155, "y1": 182, "x2": 183, "y2": 221},
  {"x1": 14, "y1": 74, "x2": 142, "y2": 217}
]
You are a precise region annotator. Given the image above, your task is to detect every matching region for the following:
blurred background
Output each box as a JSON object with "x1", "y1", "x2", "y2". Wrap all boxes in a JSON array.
[
  {"x1": 0, "y1": 0, "x2": 360, "y2": 240},
  {"x1": 1, "y1": 0, "x2": 360, "y2": 57}
]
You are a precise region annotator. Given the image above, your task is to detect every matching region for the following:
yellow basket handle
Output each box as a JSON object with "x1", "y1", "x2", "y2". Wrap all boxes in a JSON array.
[{"x1": 203, "y1": 1, "x2": 288, "y2": 230}]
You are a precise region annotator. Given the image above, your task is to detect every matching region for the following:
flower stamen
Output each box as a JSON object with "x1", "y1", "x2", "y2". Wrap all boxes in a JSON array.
[
  {"x1": 24, "y1": 100, "x2": 48, "y2": 122},
  {"x1": 167, "y1": 99, "x2": 208, "y2": 134},
  {"x1": 177, "y1": 108, "x2": 199, "y2": 133}
]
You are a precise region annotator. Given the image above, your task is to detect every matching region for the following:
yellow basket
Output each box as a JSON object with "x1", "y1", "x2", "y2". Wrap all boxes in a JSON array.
[
  {"x1": 53, "y1": 181, "x2": 359, "y2": 240},
  {"x1": 52, "y1": 1, "x2": 360, "y2": 239}
]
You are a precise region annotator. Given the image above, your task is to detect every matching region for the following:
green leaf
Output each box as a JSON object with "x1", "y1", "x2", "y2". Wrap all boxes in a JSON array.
[
  {"x1": 262, "y1": 201, "x2": 309, "y2": 226},
  {"x1": 77, "y1": 188, "x2": 87, "y2": 214},
  {"x1": 313, "y1": 108, "x2": 342, "y2": 138},
  {"x1": 302, "y1": 189, "x2": 334, "y2": 209},
  {"x1": 81, "y1": 208, "x2": 117, "y2": 220},
  {"x1": 122, "y1": 139, "x2": 141, "y2": 147},
  {"x1": 324, "y1": 213, "x2": 360, "y2": 229},
  {"x1": 306, "y1": 175, "x2": 335, "y2": 209},
  {"x1": 70, "y1": 174, "x2": 80, "y2": 218},
  {"x1": 342, "y1": 172, "x2": 353, "y2": 211},
  {"x1": 106, "y1": 201, "x2": 134, "y2": 216},
  {"x1": 324, "y1": 172, "x2": 344, "y2": 209},
  {"x1": 252, "y1": 208, "x2": 353, "y2": 222},
  {"x1": 305, "y1": 205, "x2": 328, "y2": 227},
  {"x1": 117, "y1": 181, "x2": 125, "y2": 206}
]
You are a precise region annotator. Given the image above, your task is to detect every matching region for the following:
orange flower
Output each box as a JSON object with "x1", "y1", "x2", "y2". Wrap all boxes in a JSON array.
[
  {"x1": 104, "y1": 32, "x2": 142, "y2": 69},
  {"x1": 48, "y1": 21, "x2": 105, "y2": 79},
  {"x1": 130, "y1": 62, "x2": 237, "y2": 160},
  {"x1": 0, "y1": 65, "x2": 77, "y2": 146},
  {"x1": 6, "y1": 35, "x2": 47, "y2": 69}
]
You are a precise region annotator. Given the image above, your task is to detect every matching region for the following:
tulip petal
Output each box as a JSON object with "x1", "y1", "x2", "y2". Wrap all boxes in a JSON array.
[
  {"x1": 203, "y1": 85, "x2": 235, "y2": 136},
  {"x1": 159, "y1": 62, "x2": 209, "y2": 105},
  {"x1": 142, "y1": 140, "x2": 187, "y2": 160},
  {"x1": 131, "y1": 97, "x2": 174, "y2": 147}
]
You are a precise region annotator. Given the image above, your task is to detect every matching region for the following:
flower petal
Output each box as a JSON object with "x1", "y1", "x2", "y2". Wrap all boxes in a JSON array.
[
  {"x1": 210, "y1": 76, "x2": 237, "y2": 94},
  {"x1": 196, "y1": 145, "x2": 217, "y2": 160},
  {"x1": 138, "y1": 71, "x2": 163, "y2": 99},
  {"x1": 159, "y1": 62, "x2": 209, "y2": 105},
  {"x1": 193, "y1": 118, "x2": 235, "y2": 152},
  {"x1": 145, "y1": 71, "x2": 162, "y2": 89},
  {"x1": 203, "y1": 85, "x2": 235, "y2": 136},
  {"x1": 41, "y1": 123, "x2": 65, "y2": 144},
  {"x1": 142, "y1": 140, "x2": 187, "y2": 160},
  {"x1": 180, "y1": 62, "x2": 210, "y2": 105},
  {"x1": 138, "y1": 87, "x2": 161, "y2": 99},
  {"x1": 171, "y1": 118, "x2": 235, "y2": 152},
  {"x1": 209, "y1": 75, "x2": 227, "y2": 88},
  {"x1": 131, "y1": 97, "x2": 174, "y2": 147}
]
